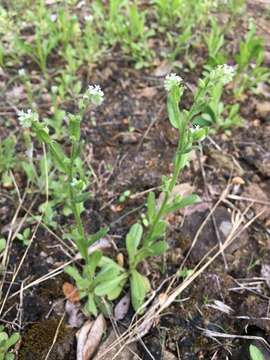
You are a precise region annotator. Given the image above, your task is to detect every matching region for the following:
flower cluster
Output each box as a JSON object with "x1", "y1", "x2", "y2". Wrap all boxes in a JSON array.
[
  {"x1": 164, "y1": 73, "x2": 183, "y2": 92},
  {"x1": 17, "y1": 109, "x2": 38, "y2": 128},
  {"x1": 210, "y1": 64, "x2": 235, "y2": 85},
  {"x1": 83, "y1": 84, "x2": 104, "y2": 106}
]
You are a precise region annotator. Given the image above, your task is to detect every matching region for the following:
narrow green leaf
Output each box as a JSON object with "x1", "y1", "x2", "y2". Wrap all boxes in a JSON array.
[
  {"x1": 64, "y1": 265, "x2": 83, "y2": 283},
  {"x1": 249, "y1": 345, "x2": 265, "y2": 360},
  {"x1": 164, "y1": 194, "x2": 199, "y2": 215},
  {"x1": 149, "y1": 220, "x2": 167, "y2": 242},
  {"x1": 87, "y1": 227, "x2": 109, "y2": 246},
  {"x1": 167, "y1": 91, "x2": 180, "y2": 129},
  {"x1": 126, "y1": 223, "x2": 143, "y2": 262},
  {"x1": 85, "y1": 250, "x2": 102, "y2": 278},
  {"x1": 85, "y1": 293, "x2": 98, "y2": 317},
  {"x1": 49, "y1": 141, "x2": 68, "y2": 172},
  {"x1": 69, "y1": 115, "x2": 81, "y2": 142},
  {"x1": 130, "y1": 270, "x2": 150, "y2": 312}
]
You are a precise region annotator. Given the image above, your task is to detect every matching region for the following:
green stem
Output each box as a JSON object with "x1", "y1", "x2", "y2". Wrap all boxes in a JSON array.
[
  {"x1": 68, "y1": 143, "x2": 88, "y2": 261},
  {"x1": 144, "y1": 119, "x2": 187, "y2": 246}
]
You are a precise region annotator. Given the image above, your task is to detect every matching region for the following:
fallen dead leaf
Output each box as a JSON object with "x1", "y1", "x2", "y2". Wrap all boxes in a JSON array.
[
  {"x1": 77, "y1": 314, "x2": 106, "y2": 360},
  {"x1": 153, "y1": 61, "x2": 173, "y2": 77},
  {"x1": 77, "y1": 321, "x2": 93, "y2": 360},
  {"x1": 6, "y1": 85, "x2": 26, "y2": 102},
  {"x1": 63, "y1": 282, "x2": 80, "y2": 304},
  {"x1": 114, "y1": 294, "x2": 130, "y2": 321},
  {"x1": 255, "y1": 101, "x2": 270, "y2": 117},
  {"x1": 136, "y1": 87, "x2": 157, "y2": 99},
  {"x1": 65, "y1": 300, "x2": 84, "y2": 328}
]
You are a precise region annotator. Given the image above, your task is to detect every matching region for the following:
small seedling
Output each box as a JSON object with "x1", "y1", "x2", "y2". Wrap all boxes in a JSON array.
[
  {"x1": 16, "y1": 228, "x2": 31, "y2": 247},
  {"x1": 204, "y1": 18, "x2": 226, "y2": 66},
  {"x1": 16, "y1": 3, "x2": 59, "y2": 76},
  {"x1": 234, "y1": 20, "x2": 269, "y2": 97},
  {"x1": 119, "y1": 190, "x2": 131, "y2": 203}
]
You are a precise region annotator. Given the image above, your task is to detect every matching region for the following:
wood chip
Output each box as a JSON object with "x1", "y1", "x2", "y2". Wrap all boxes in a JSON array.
[{"x1": 63, "y1": 282, "x2": 80, "y2": 304}]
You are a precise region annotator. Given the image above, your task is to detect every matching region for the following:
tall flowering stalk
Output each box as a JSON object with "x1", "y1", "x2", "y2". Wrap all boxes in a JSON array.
[
  {"x1": 125, "y1": 65, "x2": 235, "y2": 312},
  {"x1": 18, "y1": 86, "x2": 128, "y2": 316}
]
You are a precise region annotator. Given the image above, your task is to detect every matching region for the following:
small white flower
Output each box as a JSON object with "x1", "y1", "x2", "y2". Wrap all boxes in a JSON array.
[
  {"x1": 17, "y1": 109, "x2": 38, "y2": 128},
  {"x1": 84, "y1": 15, "x2": 93, "y2": 22},
  {"x1": 218, "y1": 64, "x2": 235, "y2": 79},
  {"x1": 18, "y1": 68, "x2": 26, "y2": 77},
  {"x1": 164, "y1": 73, "x2": 183, "y2": 92},
  {"x1": 70, "y1": 178, "x2": 79, "y2": 188},
  {"x1": 50, "y1": 14, "x2": 57, "y2": 22},
  {"x1": 84, "y1": 84, "x2": 104, "y2": 106}
]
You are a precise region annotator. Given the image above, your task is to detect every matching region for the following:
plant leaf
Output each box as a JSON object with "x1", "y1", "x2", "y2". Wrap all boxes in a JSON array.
[
  {"x1": 94, "y1": 273, "x2": 128, "y2": 297},
  {"x1": 130, "y1": 270, "x2": 150, "y2": 312},
  {"x1": 164, "y1": 194, "x2": 199, "y2": 215},
  {"x1": 85, "y1": 250, "x2": 102, "y2": 278},
  {"x1": 249, "y1": 345, "x2": 265, "y2": 360},
  {"x1": 87, "y1": 227, "x2": 109, "y2": 246},
  {"x1": 126, "y1": 223, "x2": 143, "y2": 262},
  {"x1": 84, "y1": 293, "x2": 98, "y2": 317},
  {"x1": 4, "y1": 332, "x2": 20, "y2": 351}
]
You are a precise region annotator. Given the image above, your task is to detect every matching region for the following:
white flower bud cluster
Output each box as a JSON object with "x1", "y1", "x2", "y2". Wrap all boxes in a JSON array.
[
  {"x1": 17, "y1": 109, "x2": 38, "y2": 128},
  {"x1": 84, "y1": 84, "x2": 104, "y2": 106},
  {"x1": 210, "y1": 64, "x2": 235, "y2": 85},
  {"x1": 164, "y1": 73, "x2": 183, "y2": 92}
]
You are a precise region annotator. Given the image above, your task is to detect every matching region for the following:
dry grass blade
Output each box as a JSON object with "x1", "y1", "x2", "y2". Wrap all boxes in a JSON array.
[
  {"x1": 200, "y1": 328, "x2": 270, "y2": 351},
  {"x1": 44, "y1": 313, "x2": 65, "y2": 360}
]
